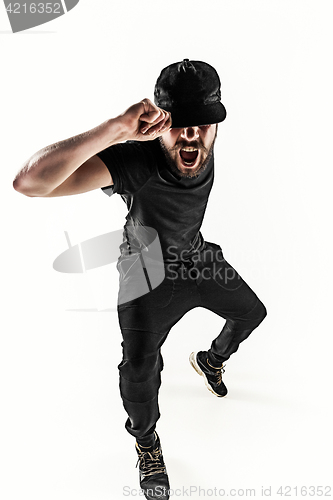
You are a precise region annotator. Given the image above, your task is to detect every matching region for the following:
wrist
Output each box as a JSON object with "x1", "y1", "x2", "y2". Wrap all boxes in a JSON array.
[{"x1": 104, "y1": 116, "x2": 130, "y2": 146}]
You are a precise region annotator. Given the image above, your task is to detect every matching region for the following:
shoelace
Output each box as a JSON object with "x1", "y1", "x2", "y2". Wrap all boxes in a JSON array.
[
  {"x1": 207, "y1": 359, "x2": 225, "y2": 386},
  {"x1": 136, "y1": 446, "x2": 166, "y2": 477}
]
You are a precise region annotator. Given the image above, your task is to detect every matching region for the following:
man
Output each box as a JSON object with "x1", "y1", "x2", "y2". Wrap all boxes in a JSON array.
[{"x1": 13, "y1": 59, "x2": 267, "y2": 500}]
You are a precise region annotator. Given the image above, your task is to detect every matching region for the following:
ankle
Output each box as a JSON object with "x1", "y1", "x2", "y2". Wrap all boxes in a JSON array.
[
  {"x1": 207, "y1": 352, "x2": 225, "y2": 369},
  {"x1": 136, "y1": 432, "x2": 156, "y2": 449}
]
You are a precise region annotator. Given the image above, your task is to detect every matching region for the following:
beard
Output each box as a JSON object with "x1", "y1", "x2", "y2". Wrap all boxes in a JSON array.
[{"x1": 158, "y1": 129, "x2": 217, "y2": 179}]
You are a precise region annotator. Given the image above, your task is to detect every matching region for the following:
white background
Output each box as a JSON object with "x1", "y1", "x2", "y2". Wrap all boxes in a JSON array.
[{"x1": 1, "y1": 1, "x2": 332, "y2": 499}]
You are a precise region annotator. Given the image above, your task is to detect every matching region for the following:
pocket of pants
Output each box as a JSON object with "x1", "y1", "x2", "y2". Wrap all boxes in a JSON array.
[
  {"x1": 142, "y1": 277, "x2": 175, "y2": 308},
  {"x1": 208, "y1": 259, "x2": 244, "y2": 291},
  {"x1": 118, "y1": 276, "x2": 175, "y2": 309}
]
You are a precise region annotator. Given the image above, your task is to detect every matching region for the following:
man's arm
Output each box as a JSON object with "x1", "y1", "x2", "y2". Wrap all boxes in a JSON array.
[{"x1": 13, "y1": 98, "x2": 171, "y2": 197}]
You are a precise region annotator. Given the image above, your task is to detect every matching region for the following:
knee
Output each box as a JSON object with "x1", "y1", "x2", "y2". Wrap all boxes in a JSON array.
[
  {"x1": 243, "y1": 298, "x2": 267, "y2": 329},
  {"x1": 118, "y1": 351, "x2": 162, "y2": 382},
  {"x1": 255, "y1": 300, "x2": 267, "y2": 326}
]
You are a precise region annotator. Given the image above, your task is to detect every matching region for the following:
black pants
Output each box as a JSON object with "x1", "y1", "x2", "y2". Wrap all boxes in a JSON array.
[{"x1": 117, "y1": 242, "x2": 267, "y2": 439}]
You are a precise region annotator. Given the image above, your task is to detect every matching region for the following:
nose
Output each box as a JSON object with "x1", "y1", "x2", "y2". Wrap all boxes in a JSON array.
[{"x1": 180, "y1": 126, "x2": 200, "y2": 141}]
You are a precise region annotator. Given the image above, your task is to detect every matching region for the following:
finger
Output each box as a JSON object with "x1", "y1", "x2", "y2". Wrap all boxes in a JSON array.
[
  {"x1": 140, "y1": 109, "x2": 167, "y2": 135},
  {"x1": 141, "y1": 111, "x2": 172, "y2": 138},
  {"x1": 150, "y1": 112, "x2": 172, "y2": 135},
  {"x1": 160, "y1": 112, "x2": 172, "y2": 132},
  {"x1": 140, "y1": 112, "x2": 162, "y2": 134},
  {"x1": 145, "y1": 110, "x2": 167, "y2": 132},
  {"x1": 140, "y1": 109, "x2": 161, "y2": 124},
  {"x1": 146, "y1": 110, "x2": 170, "y2": 135},
  {"x1": 140, "y1": 99, "x2": 162, "y2": 124}
]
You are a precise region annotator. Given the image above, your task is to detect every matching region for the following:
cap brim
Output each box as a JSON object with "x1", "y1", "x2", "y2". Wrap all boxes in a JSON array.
[{"x1": 168, "y1": 102, "x2": 227, "y2": 128}]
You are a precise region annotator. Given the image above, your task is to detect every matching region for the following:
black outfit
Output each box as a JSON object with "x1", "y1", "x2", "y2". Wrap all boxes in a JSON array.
[{"x1": 97, "y1": 139, "x2": 267, "y2": 439}]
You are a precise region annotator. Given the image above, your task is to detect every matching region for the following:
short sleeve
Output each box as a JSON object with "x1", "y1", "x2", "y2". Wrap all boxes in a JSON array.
[{"x1": 97, "y1": 140, "x2": 156, "y2": 196}]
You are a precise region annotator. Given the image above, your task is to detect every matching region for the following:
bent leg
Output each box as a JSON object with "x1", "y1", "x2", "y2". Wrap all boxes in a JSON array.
[
  {"x1": 199, "y1": 255, "x2": 267, "y2": 365},
  {"x1": 208, "y1": 297, "x2": 267, "y2": 364}
]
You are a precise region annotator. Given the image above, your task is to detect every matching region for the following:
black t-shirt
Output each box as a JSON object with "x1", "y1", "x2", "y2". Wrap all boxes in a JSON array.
[{"x1": 97, "y1": 139, "x2": 214, "y2": 263}]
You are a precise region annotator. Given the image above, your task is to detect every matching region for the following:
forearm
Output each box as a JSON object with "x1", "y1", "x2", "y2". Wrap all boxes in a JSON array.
[{"x1": 13, "y1": 117, "x2": 126, "y2": 196}]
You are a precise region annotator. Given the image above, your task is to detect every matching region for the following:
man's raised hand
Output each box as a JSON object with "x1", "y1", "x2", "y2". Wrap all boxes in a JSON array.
[{"x1": 118, "y1": 98, "x2": 172, "y2": 141}]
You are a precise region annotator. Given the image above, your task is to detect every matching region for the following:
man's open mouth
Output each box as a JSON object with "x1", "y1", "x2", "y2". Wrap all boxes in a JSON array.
[{"x1": 179, "y1": 147, "x2": 199, "y2": 167}]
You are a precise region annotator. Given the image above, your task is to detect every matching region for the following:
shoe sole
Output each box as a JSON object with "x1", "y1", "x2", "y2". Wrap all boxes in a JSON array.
[{"x1": 189, "y1": 352, "x2": 227, "y2": 398}]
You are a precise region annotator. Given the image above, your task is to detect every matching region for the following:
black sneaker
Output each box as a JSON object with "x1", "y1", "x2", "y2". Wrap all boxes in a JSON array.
[
  {"x1": 189, "y1": 351, "x2": 228, "y2": 397},
  {"x1": 135, "y1": 432, "x2": 170, "y2": 500}
]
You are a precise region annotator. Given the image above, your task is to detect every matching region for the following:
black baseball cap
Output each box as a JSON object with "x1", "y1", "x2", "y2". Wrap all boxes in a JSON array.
[{"x1": 154, "y1": 59, "x2": 227, "y2": 128}]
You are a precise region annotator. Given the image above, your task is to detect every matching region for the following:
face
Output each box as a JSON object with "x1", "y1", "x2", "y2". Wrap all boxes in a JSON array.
[{"x1": 159, "y1": 124, "x2": 217, "y2": 179}]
